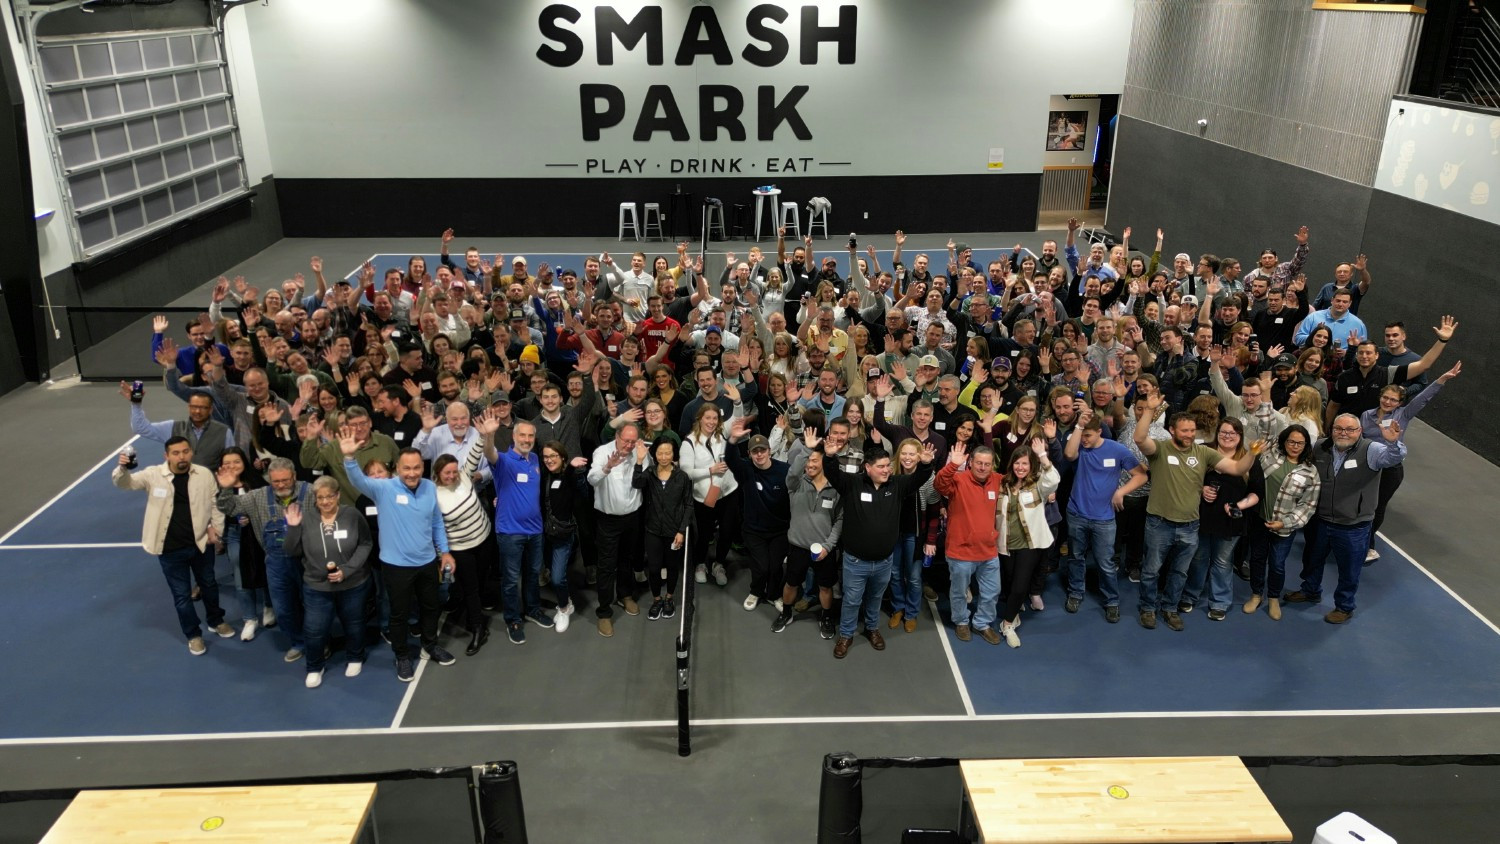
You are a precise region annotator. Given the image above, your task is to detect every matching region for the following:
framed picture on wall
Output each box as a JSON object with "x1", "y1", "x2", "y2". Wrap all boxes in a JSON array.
[{"x1": 1046, "y1": 110, "x2": 1088, "y2": 151}]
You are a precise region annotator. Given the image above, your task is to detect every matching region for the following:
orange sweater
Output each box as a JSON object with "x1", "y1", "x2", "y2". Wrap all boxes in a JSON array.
[{"x1": 934, "y1": 462, "x2": 1001, "y2": 562}]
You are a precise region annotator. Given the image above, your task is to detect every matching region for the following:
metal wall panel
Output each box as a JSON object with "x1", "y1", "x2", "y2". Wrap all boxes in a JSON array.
[
  {"x1": 1041, "y1": 168, "x2": 1092, "y2": 211},
  {"x1": 1122, "y1": 0, "x2": 1421, "y2": 186}
]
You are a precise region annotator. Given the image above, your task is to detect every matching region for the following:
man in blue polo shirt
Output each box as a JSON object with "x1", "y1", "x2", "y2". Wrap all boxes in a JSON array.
[
  {"x1": 486, "y1": 418, "x2": 549, "y2": 645},
  {"x1": 1293, "y1": 289, "x2": 1366, "y2": 350},
  {"x1": 1063, "y1": 408, "x2": 1147, "y2": 622},
  {"x1": 341, "y1": 432, "x2": 456, "y2": 682}
]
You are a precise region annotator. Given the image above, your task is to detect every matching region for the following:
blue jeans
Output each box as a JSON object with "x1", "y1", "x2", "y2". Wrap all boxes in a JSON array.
[
  {"x1": 546, "y1": 536, "x2": 575, "y2": 609},
  {"x1": 948, "y1": 557, "x2": 1000, "y2": 631},
  {"x1": 1139, "y1": 515, "x2": 1201, "y2": 612},
  {"x1": 496, "y1": 532, "x2": 544, "y2": 625},
  {"x1": 839, "y1": 551, "x2": 894, "y2": 638},
  {"x1": 1066, "y1": 515, "x2": 1119, "y2": 607},
  {"x1": 1298, "y1": 518, "x2": 1370, "y2": 613},
  {"x1": 158, "y1": 545, "x2": 224, "y2": 639},
  {"x1": 263, "y1": 551, "x2": 305, "y2": 651},
  {"x1": 887, "y1": 532, "x2": 921, "y2": 619},
  {"x1": 225, "y1": 526, "x2": 269, "y2": 623},
  {"x1": 302, "y1": 581, "x2": 370, "y2": 672},
  {"x1": 1182, "y1": 534, "x2": 1240, "y2": 612}
]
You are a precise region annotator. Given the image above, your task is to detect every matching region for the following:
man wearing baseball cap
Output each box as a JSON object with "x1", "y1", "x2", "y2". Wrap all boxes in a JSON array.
[{"x1": 725, "y1": 421, "x2": 792, "y2": 615}]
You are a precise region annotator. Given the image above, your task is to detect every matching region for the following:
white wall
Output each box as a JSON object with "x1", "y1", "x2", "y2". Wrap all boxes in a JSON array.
[
  {"x1": 242, "y1": 0, "x2": 1133, "y2": 179},
  {"x1": 222, "y1": 7, "x2": 272, "y2": 184},
  {"x1": 4, "y1": 2, "x2": 76, "y2": 276}
]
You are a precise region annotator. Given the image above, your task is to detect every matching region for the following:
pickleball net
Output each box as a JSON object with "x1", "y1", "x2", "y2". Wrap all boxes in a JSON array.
[{"x1": 676, "y1": 524, "x2": 696, "y2": 756}]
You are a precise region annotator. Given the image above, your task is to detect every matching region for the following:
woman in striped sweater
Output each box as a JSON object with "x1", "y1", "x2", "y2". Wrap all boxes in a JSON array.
[{"x1": 431, "y1": 412, "x2": 498, "y2": 655}]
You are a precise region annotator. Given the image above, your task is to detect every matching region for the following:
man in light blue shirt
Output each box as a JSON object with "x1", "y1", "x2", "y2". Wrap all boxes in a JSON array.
[
  {"x1": 1294, "y1": 289, "x2": 1366, "y2": 350},
  {"x1": 341, "y1": 435, "x2": 455, "y2": 681}
]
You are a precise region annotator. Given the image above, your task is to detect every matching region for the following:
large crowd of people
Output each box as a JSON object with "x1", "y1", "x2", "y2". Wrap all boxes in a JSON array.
[{"x1": 112, "y1": 220, "x2": 1462, "y2": 686}]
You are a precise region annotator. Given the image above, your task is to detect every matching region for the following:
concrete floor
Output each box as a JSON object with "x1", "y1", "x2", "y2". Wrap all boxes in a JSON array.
[{"x1": 4, "y1": 235, "x2": 1499, "y2": 842}]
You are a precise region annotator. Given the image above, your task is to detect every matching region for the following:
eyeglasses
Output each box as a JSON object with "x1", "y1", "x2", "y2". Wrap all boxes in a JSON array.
[
  {"x1": 1331, "y1": 426, "x2": 1361, "y2": 434},
  {"x1": 1217, "y1": 431, "x2": 1240, "y2": 439}
]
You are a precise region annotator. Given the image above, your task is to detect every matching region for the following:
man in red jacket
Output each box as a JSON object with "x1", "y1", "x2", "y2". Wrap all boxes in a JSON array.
[{"x1": 933, "y1": 442, "x2": 1002, "y2": 644}]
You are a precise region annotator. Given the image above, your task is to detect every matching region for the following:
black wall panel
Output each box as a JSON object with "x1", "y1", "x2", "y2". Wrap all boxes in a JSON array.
[
  {"x1": 275, "y1": 174, "x2": 1043, "y2": 240},
  {"x1": 1107, "y1": 116, "x2": 1371, "y2": 278}
]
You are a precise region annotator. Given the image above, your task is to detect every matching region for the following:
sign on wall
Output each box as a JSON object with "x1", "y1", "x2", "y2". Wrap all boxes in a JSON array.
[
  {"x1": 243, "y1": 0, "x2": 1133, "y2": 179},
  {"x1": 1376, "y1": 98, "x2": 1499, "y2": 227}
]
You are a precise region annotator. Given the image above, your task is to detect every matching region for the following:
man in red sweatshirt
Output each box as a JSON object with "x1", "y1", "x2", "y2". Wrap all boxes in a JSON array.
[{"x1": 933, "y1": 442, "x2": 1002, "y2": 644}]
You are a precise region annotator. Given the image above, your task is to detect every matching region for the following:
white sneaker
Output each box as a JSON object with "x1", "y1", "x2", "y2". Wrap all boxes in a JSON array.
[
  {"x1": 262, "y1": 606, "x2": 277, "y2": 628},
  {"x1": 240, "y1": 619, "x2": 259, "y2": 642},
  {"x1": 772, "y1": 599, "x2": 784, "y2": 612},
  {"x1": 743, "y1": 594, "x2": 759, "y2": 611},
  {"x1": 555, "y1": 610, "x2": 571, "y2": 633},
  {"x1": 344, "y1": 662, "x2": 363, "y2": 678},
  {"x1": 1366, "y1": 548, "x2": 1380, "y2": 562},
  {"x1": 1002, "y1": 623, "x2": 1020, "y2": 649},
  {"x1": 712, "y1": 564, "x2": 728, "y2": 587},
  {"x1": 694, "y1": 564, "x2": 707, "y2": 584},
  {"x1": 558, "y1": 602, "x2": 575, "y2": 615},
  {"x1": 305, "y1": 669, "x2": 324, "y2": 689}
]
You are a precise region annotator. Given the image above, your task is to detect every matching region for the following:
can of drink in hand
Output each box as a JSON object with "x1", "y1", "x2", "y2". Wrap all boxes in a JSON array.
[
  {"x1": 122, "y1": 445, "x2": 138, "y2": 469},
  {"x1": 441, "y1": 565, "x2": 455, "y2": 585}
]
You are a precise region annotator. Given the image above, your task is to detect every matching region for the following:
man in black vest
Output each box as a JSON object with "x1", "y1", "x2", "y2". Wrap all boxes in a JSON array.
[
  {"x1": 124, "y1": 382, "x2": 233, "y2": 469},
  {"x1": 1284, "y1": 413, "x2": 1406, "y2": 624}
]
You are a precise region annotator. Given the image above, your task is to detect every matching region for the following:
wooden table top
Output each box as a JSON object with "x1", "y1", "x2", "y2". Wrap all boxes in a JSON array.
[
  {"x1": 40, "y1": 783, "x2": 378, "y2": 844},
  {"x1": 960, "y1": 756, "x2": 1292, "y2": 844}
]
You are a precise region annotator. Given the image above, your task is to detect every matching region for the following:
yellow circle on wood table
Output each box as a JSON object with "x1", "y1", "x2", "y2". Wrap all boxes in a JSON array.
[
  {"x1": 1106, "y1": 785, "x2": 1129, "y2": 800},
  {"x1": 201, "y1": 816, "x2": 225, "y2": 831}
]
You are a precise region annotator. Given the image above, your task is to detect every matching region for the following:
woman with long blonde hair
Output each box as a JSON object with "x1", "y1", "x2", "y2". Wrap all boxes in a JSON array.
[
  {"x1": 678, "y1": 402, "x2": 741, "y2": 588},
  {"x1": 1285, "y1": 385, "x2": 1323, "y2": 449}
]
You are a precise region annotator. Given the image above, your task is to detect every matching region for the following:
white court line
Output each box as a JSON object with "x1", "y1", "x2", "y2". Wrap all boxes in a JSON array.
[
  {"x1": 1378, "y1": 531, "x2": 1500, "y2": 637},
  {"x1": 389, "y1": 610, "x2": 448, "y2": 729},
  {"x1": 929, "y1": 597, "x2": 976, "y2": 717},
  {"x1": 5, "y1": 707, "x2": 1500, "y2": 746},
  {"x1": 0, "y1": 543, "x2": 139, "y2": 551},
  {"x1": 0, "y1": 436, "x2": 137, "y2": 546}
]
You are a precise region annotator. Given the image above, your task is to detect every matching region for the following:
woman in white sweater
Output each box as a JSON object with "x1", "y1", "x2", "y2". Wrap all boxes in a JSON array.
[
  {"x1": 679, "y1": 401, "x2": 742, "y2": 587},
  {"x1": 994, "y1": 438, "x2": 1061, "y2": 648},
  {"x1": 431, "y1": 432, "x2": 495, "y2": 656}
]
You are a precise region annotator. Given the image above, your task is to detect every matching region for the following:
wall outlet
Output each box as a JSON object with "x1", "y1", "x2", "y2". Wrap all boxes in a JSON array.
[{"x1": 863, "y1": 211, "x2": 868, "y2": 219}]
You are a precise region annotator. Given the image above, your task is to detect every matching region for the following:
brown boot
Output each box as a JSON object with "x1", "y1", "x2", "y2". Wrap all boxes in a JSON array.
[
  {"x1": 888, "y1": 610, "x2": 904, "y2": 629},
  {"x1": 1242, "y1": 595, "x2": 1262, "y2": 614},
  {"x1": 833, "y1": 636, "x2": 851, "y2": 659},
  {"x1": 955, "y1": 624, "x2": 972, "y2": 642},
  {"x1": 1268, "y1": 598, "x2": 1282, "y2": 621},
  {"x1": 863, "y1": 629, "x2": 886, "y2": 651},
  {"x1": 597, "y1": 617, "x2": 614, "y2": 638}
]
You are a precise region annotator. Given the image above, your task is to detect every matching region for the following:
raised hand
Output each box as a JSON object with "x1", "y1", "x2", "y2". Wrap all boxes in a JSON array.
[
  {"x1": 784, "y1": 381, "x2": 802, "y2": 404},
  {"x1": 259, "y1": 403, "x2": 283, "y2": 427},
  {"x1": 895, "y1": 230, "x2": 906, "y2": 246},
  {"x1": 215, "y1": 463, "x2": 241, "y2": 488},
  {"x1": 303, "y1": 414, "x2": 325, "y2": 441},
  {"x1": 310, "y1": 256, "x2": 323, "y2": 274},
  {"x1": 728, "y1": 416, "x2": 750, "y2": 440},
  {"x1": 920, "y1": 441, "x2": 937, "y2": 463},
  {"x1": 726, "y1": 251, "x2": 737, "y2": 266},
  {"x1": 1439, "y1": 361, "x2": 1462, "y2": 383},
  {"x1": 1030, "y1": 436, "x2": 1048, "y2": 460},
  {"x1": 948, "y1": 441, "x2": 967, "y2": 466},
  {"x1": 723, "y1": 381, "x2": 741, "y2": 403},
  {"x1": 1354, "y1": 253, "x2": 1367, "y2": 272},
  {"x1": 1266, "y1": 344, "x2": 1285, "y2": 360},
  {"x1": 155, "y1": 339, "x2": 177, "y2": 369},
  {"x1": 1078, "y1": 405, "x2": 1094, "y2": 426},
  {"x1": 1382, "y1": 419, "x2": 1402, "y2": 443},
  {"x1": 1433, "y1": 315, "x2": 1458, "y2": 342},
  {"x1": 234, "y1": 275, "x2": 249, "y2": 294},
  {"x1": 419, "y1": 402, "x2": 440, "y2": 431},
  {"x1": 634, "y1": 439, "x2": 650, "y2": 464},
  {"x1": 337, "y1": 425, "x2": 359, "y2": 457},
  {"x1": 283, "y1": 503, "x2": 302, "y2": 526},
  {"x1": 890, "y1": 361, "x2": 908, "y2": 383},
  {"x1": 1294, "y1": 226, "x2": 1309, "y2": 244},
  {"x1": 474, "y1": 409, "x2": 499, "y2": 436},
  {"x1": 402, "y1": 379, "x2": 421, "y2": 400},
  {"x1": 1067, "y1": 217, "x2": 1080, "y2": 233},
  {"x1": 1156, "y1": 228, "x2": 1164, "y2": 244},
  {"x1": 1042, "y1": 418, "x2": 1057, "y2": 440},
  {"x1": 946, "y1": 238, "x2": 956, "y2": 251},
  {"x1": 1122, "y1": 226, "x2": 1132, "y2": 242},
  {"x1": 212, "y1": 278, "x2": 229, "y2": 303},
  {"x1": 441, "y1": 227, "x2": 455, "y2": 244},
  {"x1": 152, "y1": 314, "x2": 169, "y2": 334},
  {"x1": 323, "y1": 347, "x2": 341, "y2": 369},
  {"x1": 803, "y1": 425, "x2": 819, "y2": 450}
]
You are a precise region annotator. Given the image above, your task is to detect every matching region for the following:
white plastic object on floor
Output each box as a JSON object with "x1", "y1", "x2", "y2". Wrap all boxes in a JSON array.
[{"x1": 1313, "y1": 812, "x2": 1395, "y2": 844}]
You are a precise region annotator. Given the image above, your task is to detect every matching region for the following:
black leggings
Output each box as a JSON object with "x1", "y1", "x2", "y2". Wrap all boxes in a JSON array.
[
  {"x1": 1369, "y1": 464, "x2": 1405, "y2": 538},
  {"x1": 692, "y1": 492, "x2": 742, "y2": 571},
  {"x1": 744, "y1": 529, "x2": 789, "y2": 600},
  {"x1": 643, "y1": 532, "x2": 682, "y2": 598},
  {"x1": 448, "y1": 535, "x2": 494, "y2": 631},
  {"x1": 1001, "y1": 548, "x2": 1046, "y2": 624}
]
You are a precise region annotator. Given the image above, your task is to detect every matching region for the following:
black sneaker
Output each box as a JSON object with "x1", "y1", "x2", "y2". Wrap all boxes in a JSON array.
[
  {"x1": 1234, "y1": 563, "x2": 1250, "y2": 582},
  {"x1": 1127, "y1": 568, "x2": 1142, "y2": 584},
  {"x1": 526, "y1": 609, "x2": 554, "y2": 629},
  {"x1": 772, "y1": 608, "x2": 795, "y2": 633},
  {"x1": 1139, "y1": 610, "x2": 1157, "y2": 630},
  {"x1": 425, "y1": 644, "x2": 457, "y2": 665},
  {"x1": 818, "y1": 611, "x2": 835, "y2": 640},
  {"x1": 1106, "y1": 606, "x2": 1120, "y2": 624},
  {"x1": 1065, "y1": 595, "x2": 1082, "y2": 614},
  {"x1": 648, "y1": 598, "x2": 665, "y2": 620},
  {"x1": 1207, "y1": 608, "x2": 1227, "y2": 621},
  {"x1": 507, "y1": 623, "x2": 526, "y2": 645},
  {"x1": 663, "y1": 597, "x2": 677, "y2": 618},
  {"x1": 1163, "y1": 611, "x2": 1184, "y2": 632},
  {"x1": 396, "y1": 657, "x2": 415, "y2": 682},
  {"x1": 380, "y1": 628, "x2": 393, "y2": 645},
  {"x1": 1177, "y1": 601, "x2": 1194, "y2": 614}
]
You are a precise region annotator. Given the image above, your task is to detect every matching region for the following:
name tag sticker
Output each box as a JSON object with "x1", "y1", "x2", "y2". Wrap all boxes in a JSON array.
[
  {"x1": 394, "y1": 432, "x2": 405, "y2": 441},
  {"x1": 843, "y1": 464, "x2": 859, "y2": 473},
  {"x1": 934, "y1": 422, "x2": 947, "y2": 430},
  {"x1": 550, "y1": 479, "x2": 562, "y2": 489},
  {"x1": 1274, "y1": 317, "x2": 1284, "y2": 324},
  {"x1": 822, "y1": 499, "x2": 834, "y2": 509},
  {"x1": 987, "y1": 490, "x2": 996, "y2": 500},
  {"x1": 1103, "y1": 458, "x2": 1117, "y2": 467},
  {"x1": 1344, "y1": 459, "x2": 1359, "y2": 469},
  {"x1": 607, "y1": 345, "x2": 618, "y2": 352},
  {"x1": 152, "y1": 487, "x2": 169, "y2": 498},
  {"x1": 395, "y1": 494, "x2": 409, "y2": 505},
  {"x1": 311, "y1": 469, "x2": 324, "y2": 476},
  {"x1": 1010, "y1": 350, "x2": 1020, "y2": 356},
  {"x1": 1166, "y1": 455, "x2": 1180, "y2": 466},
  {"x1": 756, "y1": 481, "x2": 764, "y2": 491},
  {"x1": 365, "y1": 506, "x2": 379, "y2": 516},
  {"x1": 333, "y1": 530, "x2": 348, "y2": 539},
  {"x1": 420, "y1": 381, "x2": 433, "y2": 390},
  {"x1": 1021, "y1": 491, "x2": 1036, "y2": 505},
  {"x1": 517, "y1": 473, "x2": 529, "y2": 483},
  {"x1": 860, "y1": 492, "x2": 873, "y2": 502}
]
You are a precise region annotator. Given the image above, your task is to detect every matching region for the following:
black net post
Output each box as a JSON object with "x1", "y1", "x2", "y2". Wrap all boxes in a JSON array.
[
  {"x1": 676, "y1": 524, "x2": 693, "y2": 757},
  {"x1": 474, "y1": 762, "x2": 528, "y2": 844},
  {"x1": 817, "y1": 751, "x2": 864, "y2": 844},
  {"x1": 676, "y1": 633, "x2": 690, "y2": 756}
]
